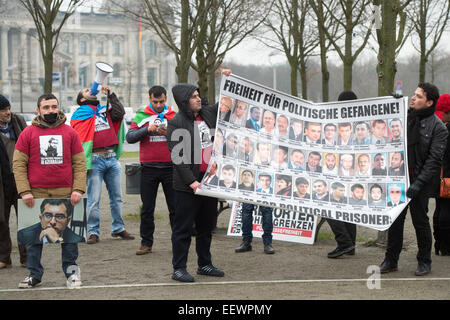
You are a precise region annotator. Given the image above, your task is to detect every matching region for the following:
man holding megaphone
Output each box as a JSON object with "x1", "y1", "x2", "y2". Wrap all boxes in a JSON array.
[{"x1": 71, "y1": 78, "x2": 135, "y2": 244}]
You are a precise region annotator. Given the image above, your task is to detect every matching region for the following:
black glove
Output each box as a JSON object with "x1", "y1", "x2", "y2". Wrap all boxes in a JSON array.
[
  {"x1": 406, "y1": 183, "x2": 421, "y2": 199},
  {"x1": 392, "y1": 92, "x2": 403, "y2": 99}
]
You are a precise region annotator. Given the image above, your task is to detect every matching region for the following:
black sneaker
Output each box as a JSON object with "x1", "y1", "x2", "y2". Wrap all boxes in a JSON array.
[
  {"x1": 197, "y1": 264, "x2": 225, "y2": 277},
  {"x1": 172, "y1": 269, "x2": 195, "y2": 282},
  {"x1": 18, "y1": 276, "x2": 41, "y2": 289}
]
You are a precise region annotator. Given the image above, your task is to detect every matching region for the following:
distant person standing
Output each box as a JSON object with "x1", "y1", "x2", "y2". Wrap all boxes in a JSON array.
[
  {"x1": 432, "y1": 93, "x2": 450, "y2": 255},
  {"x1": 126, "y1": 85, "x2": 176, "y2": 256},
  {"x1": 327, "y1": 91, "x2": 358, "y2": 259},
  {"x1": 0, "y1": 95, "x2": 27, "y2": 270}
]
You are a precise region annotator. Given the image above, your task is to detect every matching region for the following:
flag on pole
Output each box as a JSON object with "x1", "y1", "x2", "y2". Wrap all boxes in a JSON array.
[{"x1": 138, "y1": 17, "x2": 142, "y2": 50}]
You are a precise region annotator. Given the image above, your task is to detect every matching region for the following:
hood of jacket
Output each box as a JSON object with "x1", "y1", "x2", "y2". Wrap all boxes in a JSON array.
[
  {"x1": 32, "y1": 111, "x2": 67, "y2": 129},
  {"x1": 172, "y1": 83, "x2": 199, "y2": 120}
]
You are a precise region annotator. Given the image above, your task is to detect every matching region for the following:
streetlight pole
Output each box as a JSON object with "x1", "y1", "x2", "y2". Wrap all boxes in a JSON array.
[{"x1": 268, "y1": 51, "x2": 278, "y2": 90}]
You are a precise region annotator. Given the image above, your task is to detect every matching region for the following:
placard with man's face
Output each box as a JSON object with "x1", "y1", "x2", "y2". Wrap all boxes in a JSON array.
[{"x1": 18, "y1": 198, "x2": 87, "y2": 245}]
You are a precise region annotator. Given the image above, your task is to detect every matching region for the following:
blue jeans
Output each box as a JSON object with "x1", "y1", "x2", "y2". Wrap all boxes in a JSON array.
[
  {"x1": 87, "y1": 155, "x2": 124, "y2": 236},
  {"x1": 26, "y1": 243, "x2": 78, "y2": 281},
  {"x1": 241, "y1": 203, "x2": 273, "y2": 245}
]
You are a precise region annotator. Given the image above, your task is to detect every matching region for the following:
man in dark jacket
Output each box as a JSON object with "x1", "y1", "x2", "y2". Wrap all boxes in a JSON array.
[
  {"x1": 167, "y1": 68, "x2": 231, "y2": 282},
  {"x1": 0, "y1": 94, "x2": 27, "y2": 269},
  {"x1": 326, "y1": 91, "x2": 358, "y2": 259},
  {"x1": 380, "y1": 83, "x2": 448, "y2": 276}
]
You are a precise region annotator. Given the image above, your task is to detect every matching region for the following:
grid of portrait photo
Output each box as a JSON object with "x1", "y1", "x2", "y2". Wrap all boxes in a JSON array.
[{"x1": 202, "y1": 92, "x2": 408, "y2": 212}]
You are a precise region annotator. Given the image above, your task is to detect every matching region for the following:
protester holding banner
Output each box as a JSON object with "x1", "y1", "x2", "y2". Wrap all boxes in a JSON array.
[
  {"x1": 12, "y1": 93, "x2": 86, "y2": 288},
  {"x1": 71, "y1": 85, "x2": 134, "y2": 244},
  {"x1": 380, "y1": 83, "x2": 448, "y2": 276},
  {"x1": 326, "y1": 91, "x2": 358, "y2": 259},
  {"x1": 166, "y1": 68, "x2": 231, "y2": 283},
  {"x1": 0, "y1": 95, "x2": 27, "y2": 269},
  {"x1": 433, "y1": 93, "x2": 450, "y2": 256},
  {"x1": 126, "y1": 85, "x2": 176, "y2": 256}
]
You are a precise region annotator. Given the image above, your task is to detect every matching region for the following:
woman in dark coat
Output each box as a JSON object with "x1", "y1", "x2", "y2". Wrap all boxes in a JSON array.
[{"x1": 434, "y1": 93, "x2": 450, "y2": 255}]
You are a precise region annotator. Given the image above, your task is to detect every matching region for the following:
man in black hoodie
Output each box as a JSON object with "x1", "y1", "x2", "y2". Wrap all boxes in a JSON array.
[{"x1": 167, "y1": 68, "x2": 231, "y2": 282}]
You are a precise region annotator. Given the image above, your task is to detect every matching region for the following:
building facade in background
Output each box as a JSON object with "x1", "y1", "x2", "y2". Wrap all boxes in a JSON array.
[{"x1": 0, "y1": 1, "x2": 176, "y2": 113}]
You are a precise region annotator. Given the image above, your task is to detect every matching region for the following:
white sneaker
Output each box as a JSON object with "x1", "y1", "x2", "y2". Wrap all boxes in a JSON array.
[
  {"x1": 18, "y1": 276, "x2": 41, "y2": 289},
  {"x1": 66, "y1": 273, "x2": 82, "y2": 289}
]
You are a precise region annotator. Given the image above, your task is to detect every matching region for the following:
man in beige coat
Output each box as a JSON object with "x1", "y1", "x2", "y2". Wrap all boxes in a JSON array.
[{"x1": 13, "y1": 93, "x2": 86, "y2": 289}]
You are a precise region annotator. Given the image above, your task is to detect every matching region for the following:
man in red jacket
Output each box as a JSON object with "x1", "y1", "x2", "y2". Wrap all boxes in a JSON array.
[{"x1": 126, "y1": 86, "x2": 176, "y2": 255}]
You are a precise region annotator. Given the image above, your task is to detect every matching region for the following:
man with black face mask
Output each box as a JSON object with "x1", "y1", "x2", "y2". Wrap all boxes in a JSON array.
[{"x1": 12, "y1": 93, "x2": 86, "y2": 288}]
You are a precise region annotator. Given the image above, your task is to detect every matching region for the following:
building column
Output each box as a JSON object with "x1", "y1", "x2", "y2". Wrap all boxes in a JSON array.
[
  {"x1": 89, "y1": 34, "x2": 95, "y2": 85},
  {"x1": 71, "y1": 35, "x2": 79, "y2": 88},
  {"x1": 1, "y1": 27, "x2": 9, "y2": 83},
  {"x1": 19, "y1": 28, "x2": 28, "y2": 84}
]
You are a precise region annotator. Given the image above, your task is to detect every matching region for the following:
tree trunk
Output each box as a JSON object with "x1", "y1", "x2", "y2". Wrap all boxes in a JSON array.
[
  {"x1": 207, "y1": 68, "x2": 216, "y2": 104},
  {"x1": 376, "y1": 0, "x2": 399, "y2": 96},
  {"x1": 300, "y1": 62, "x2": 308, "y2": 100},
  {"x1": 343, "y1": 57, "x2": 353, "y2": 91},
  {"x1": 319, "y1": 30, "x2": 329, "y2": 102},
  {"x1": 177, "y1": 0, "x2": 191, "y2": 82},
  {"x1": 43, "y1": 27, "x2": 53, "y2": 94},
  {"x1": 289, "y1": 59, "x2": 298, "y2": 97}
]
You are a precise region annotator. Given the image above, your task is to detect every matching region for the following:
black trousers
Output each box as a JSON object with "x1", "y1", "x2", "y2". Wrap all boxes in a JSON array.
[
  {"x1": 433, "y1": 197, "x2": 450, "y2": 254},
  {"x1": 386, "y1": 194, "x2": 432, "y2": 264},
  {"x1": 326, "y1": 219, "x2": 356, "y2": 249},
  {"x1": 0, "y1": 198, "x2": 26, "y2": 265},
  {"x1": 171, "y1": 190, "x2": 218, "y2": 270},
  {"x1": 140, "y1": 166, "x2": 176, "y2": 247}
]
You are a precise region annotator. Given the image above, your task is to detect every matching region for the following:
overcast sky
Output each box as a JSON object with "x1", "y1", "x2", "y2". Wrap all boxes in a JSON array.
[{"x1": 77, "y1": 0, "x2": 450, "y2": 67}]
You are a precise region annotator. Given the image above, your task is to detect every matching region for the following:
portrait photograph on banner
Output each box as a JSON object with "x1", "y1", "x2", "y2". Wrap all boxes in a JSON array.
[{"x1": 18, "y1": 198, "x2": 87, "y2": 246}]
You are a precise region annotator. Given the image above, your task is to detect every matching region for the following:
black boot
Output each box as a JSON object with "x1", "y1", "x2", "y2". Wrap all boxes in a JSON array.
[
  {"x1": 379, "y1": 259, "x2": 398, "y2": 273},
  {"x1": 415, "y1": 262, "x2": 431, "y2": 276},
  {"x1": 235, "y1": 241, "x2": 252, "y2": 253}
]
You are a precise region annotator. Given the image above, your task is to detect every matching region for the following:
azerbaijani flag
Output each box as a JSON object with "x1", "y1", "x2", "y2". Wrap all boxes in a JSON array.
[
  {"x1": 71, "y1": 105, "x2": 125, "y2": 170},
  {"x1": 138, "y1": 17, "x2": 142, "y2": 50}
]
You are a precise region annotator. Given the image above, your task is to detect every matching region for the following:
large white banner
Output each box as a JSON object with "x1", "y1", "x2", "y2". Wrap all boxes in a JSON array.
[{"x1": 197, "y1": 74, "x2": 410, "y2": 231}]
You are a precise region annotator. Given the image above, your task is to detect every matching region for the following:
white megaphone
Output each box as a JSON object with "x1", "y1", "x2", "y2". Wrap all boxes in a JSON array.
[{"x1": 90, "y1": 62, "x2": 114, "y2": 96}]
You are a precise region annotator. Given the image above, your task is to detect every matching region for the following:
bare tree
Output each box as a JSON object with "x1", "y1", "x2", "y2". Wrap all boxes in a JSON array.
[
  {"x1": 193, "y1": 0, "x2": 271, "y2": 103},
  {"x1": 322, "y1": 0, "x2": 374, "y2": 91},
  {"x1": 19, "y1": 0, "x2": 84, "y2": 93},
  {"x1": 261, "y1": 0, "x2": 318, "y2": 99},
  {"x1": 373, "y1": 0, "x2": 412, "y2": 96},
  {"x1": 408, "y1": 0, "x2": 450, "y2": 83},
  {"x1": 309, "y1": 0, "x2": 340, "y2": 102}
]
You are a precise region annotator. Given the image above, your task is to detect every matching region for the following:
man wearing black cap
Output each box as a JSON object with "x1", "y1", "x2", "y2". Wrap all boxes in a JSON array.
[
  {"x1": 0, "y1": 95, "x2": 27, "y2": 269},
  {"x1": 326, "y1": 91, "x2": 358, "y2": 258}
]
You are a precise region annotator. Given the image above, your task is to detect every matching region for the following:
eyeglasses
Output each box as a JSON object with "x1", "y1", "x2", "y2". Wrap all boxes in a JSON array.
[{"x1": 41, "y1": 212, "x2": 67, "y2": 221}]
